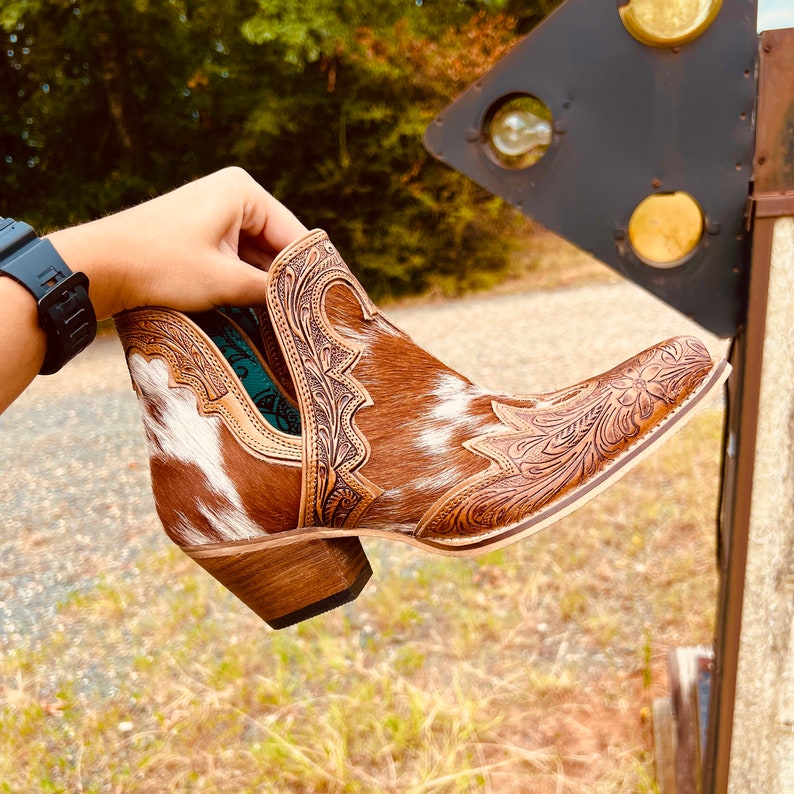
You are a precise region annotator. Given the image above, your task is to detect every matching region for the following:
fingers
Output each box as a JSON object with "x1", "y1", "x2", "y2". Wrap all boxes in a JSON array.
[
  {"x1": 254, "y1": 192, "x2": 308, "y2": 254},
  {"x1": 226, "y1": 167, "x2": 308, "y2": 256},
  {"x1": 206, "y1": 253, "x2": 271, "y2": 308},
  {"x1": 237, "y1": 235, "x2": 277, "y2": 270}
]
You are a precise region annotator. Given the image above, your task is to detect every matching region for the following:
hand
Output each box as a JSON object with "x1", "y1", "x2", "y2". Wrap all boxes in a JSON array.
[
  {"x1": 1, "y1": 168, "x2": 308, "y2": 412},
  {"x1": 47, "y1": 167, "x2": 308, "y2": 320}
]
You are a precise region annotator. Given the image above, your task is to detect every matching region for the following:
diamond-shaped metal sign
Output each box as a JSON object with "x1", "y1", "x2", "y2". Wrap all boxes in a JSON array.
[{"x1": 423, "y1": 0, "x2": 758, "y2": 337}]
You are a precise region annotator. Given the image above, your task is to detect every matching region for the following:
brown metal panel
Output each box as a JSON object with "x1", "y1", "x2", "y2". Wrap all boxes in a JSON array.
[{"x1": 754, "y1": 29, "x2": 794, "y2": 194}]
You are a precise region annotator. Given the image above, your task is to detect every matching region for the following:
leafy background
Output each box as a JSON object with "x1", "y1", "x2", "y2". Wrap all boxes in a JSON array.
[{"x1": 1, "y1": 0, "x2": 561, "y2": 300}]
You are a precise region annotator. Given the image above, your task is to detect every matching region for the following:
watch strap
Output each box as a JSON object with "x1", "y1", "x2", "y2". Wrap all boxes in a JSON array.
[{"x1": 0, "y1": 217, "x2": 97, "y2": 375}]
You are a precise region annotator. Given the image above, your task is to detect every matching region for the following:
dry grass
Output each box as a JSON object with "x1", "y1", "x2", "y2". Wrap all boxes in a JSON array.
[{"x1": 0, "y1": 405, "x2": 724, "y2": 792}]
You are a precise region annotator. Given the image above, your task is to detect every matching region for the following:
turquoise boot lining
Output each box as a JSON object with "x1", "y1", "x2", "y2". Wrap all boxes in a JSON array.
[{"x1": 190, "y1": 309, "x2": 301, "y2": 436}]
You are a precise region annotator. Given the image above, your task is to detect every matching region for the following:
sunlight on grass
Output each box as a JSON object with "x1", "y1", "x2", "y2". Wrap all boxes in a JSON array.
[{"x1": 0, "y1": 409, "x2": 724, "y2": 792}]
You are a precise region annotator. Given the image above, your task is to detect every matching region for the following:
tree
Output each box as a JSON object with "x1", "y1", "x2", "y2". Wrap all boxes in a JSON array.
[
  {"x1": 1, "y1": 0, "x2": 266, "y2": 225},
  {"x1": 1, "y1": 0, "x2": 559, "y2": 299}
]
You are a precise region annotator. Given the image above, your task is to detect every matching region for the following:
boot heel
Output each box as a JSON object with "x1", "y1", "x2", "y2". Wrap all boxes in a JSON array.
[{"x1": 184, "y1": 537, "x2": 371, "y2": 629}]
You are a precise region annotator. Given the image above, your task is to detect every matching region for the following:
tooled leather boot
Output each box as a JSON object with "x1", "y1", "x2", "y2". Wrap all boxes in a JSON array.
[{"x1": 115, "y1": 229, "x2": 728, "y2": 628}]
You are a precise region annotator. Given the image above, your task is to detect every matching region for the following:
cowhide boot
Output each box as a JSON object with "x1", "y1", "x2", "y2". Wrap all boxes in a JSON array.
[{"x1": 115, "y1": 229, "x2": 729, "y2": 629}]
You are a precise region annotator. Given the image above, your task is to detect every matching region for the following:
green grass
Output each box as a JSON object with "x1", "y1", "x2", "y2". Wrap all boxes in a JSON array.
[{"x1": 0, "y1": 408, "x2": 724, "y2": 792}]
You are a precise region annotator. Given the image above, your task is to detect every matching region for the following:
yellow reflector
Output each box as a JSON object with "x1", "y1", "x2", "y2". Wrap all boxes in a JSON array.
[
  {"x1": 619, "y1": 0, "x2": 723, "y2": 47},
  {"x1": 628, "y1": 192, "x2": 704, "y2": 267}
]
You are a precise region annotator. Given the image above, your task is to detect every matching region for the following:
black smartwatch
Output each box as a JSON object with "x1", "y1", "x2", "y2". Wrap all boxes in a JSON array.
[{"x1": 0, "y1": 217, "x2": 97, "y2": 375}]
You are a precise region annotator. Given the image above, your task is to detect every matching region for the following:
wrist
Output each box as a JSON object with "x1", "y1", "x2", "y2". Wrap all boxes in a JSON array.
[
  {"x1": 47, "y1": 222, "x2": 130, "y2": 319},
  {"x1": 1, "y1": 218, "x2": 97, "y2": 374},
  {"x1": 0, "y1": 277, "x2": 47, "y2": 411}
]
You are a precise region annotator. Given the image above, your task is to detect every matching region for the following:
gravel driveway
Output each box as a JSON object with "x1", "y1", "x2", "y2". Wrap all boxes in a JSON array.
[{"x1": 0, "y1": 280, "x2": 728, "y2": 648}]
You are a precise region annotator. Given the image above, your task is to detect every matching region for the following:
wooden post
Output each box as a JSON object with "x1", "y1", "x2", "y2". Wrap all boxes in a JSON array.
[{"x1": 704, "y1": 28, "x2": 794, "y2": 793}]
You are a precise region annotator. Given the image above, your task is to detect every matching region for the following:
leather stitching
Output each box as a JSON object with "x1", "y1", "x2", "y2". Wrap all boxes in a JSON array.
[{"x1": 115, "y1": 309, "x2": 301, "y2": 463}]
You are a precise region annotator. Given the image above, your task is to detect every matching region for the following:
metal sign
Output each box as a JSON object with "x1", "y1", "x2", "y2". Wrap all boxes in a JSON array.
[{"x1": 423, "y1": 0, "x2": 758, "y2": 337}]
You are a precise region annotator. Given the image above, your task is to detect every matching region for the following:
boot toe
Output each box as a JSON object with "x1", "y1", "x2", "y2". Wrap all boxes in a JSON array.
[{"x1": 414, "y1": 335, "x2": 722, "y2": 546}]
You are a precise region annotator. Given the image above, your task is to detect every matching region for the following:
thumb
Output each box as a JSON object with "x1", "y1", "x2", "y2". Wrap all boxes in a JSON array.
[{"x1": 206, "y1": 254, "x2": 271, "y2": 308}]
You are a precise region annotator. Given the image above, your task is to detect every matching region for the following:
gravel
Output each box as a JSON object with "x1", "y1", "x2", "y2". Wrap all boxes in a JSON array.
[{"x1": 0, "y1": 281, "x2": 729, "y2": 649}]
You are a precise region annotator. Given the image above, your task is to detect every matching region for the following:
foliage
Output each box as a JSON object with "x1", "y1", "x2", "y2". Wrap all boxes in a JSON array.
[{"x1": 0, "y1": 0, "x2": 560, "y2": 298}]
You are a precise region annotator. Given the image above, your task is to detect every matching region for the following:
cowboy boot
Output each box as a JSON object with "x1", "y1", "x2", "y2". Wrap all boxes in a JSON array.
[{"x1": 115, "y1": 230, "x2": 728, "y2": 629}]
